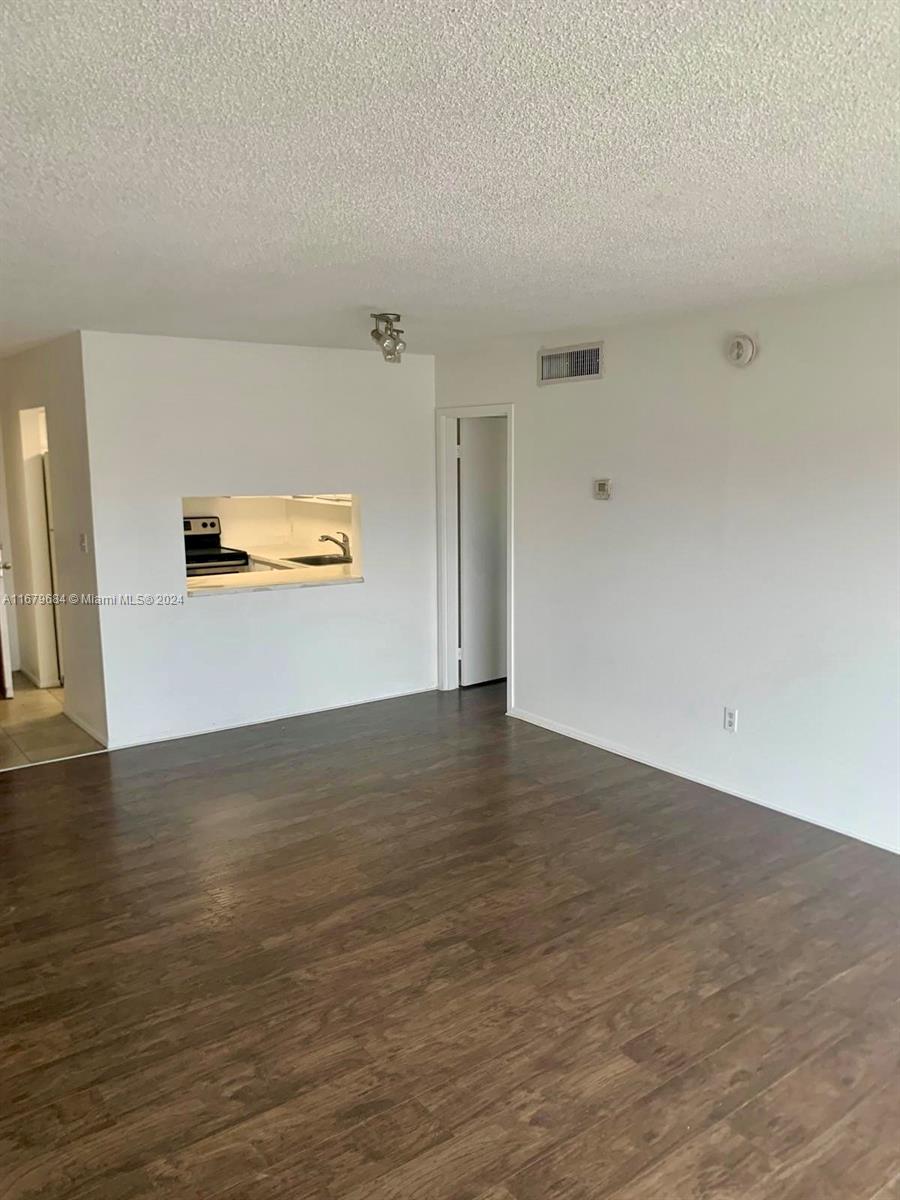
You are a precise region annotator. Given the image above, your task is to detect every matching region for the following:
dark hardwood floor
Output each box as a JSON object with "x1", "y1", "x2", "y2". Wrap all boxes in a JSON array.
[{"x1": 1, "y1": 684, "x2": 898, "y2": 1199}]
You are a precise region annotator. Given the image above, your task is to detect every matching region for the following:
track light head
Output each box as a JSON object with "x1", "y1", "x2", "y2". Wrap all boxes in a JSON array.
[{"x1": 369, "y1": 312, "x2": 406, "y2": 363}]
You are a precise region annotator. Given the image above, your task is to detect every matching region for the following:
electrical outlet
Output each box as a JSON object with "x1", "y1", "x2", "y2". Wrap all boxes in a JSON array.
[
  {"x1": 723, "y1": 707, "x2": 738, "y2": 733},
  {"x1": 593, "y1": 478, "x2": 611, "y2": 500}
]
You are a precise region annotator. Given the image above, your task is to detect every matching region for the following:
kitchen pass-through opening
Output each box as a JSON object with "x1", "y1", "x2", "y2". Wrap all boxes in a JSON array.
[{"x1": 181, "y1": 494, "x2": 363, "y2": 593}]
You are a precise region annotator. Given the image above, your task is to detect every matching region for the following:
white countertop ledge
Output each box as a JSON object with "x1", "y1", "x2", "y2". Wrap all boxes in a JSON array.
[{"x1": 187, "y1": 566, "x2": 364, "y2": 597}]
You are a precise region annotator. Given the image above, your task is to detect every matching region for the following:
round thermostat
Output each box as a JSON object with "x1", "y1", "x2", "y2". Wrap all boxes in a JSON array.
[{"x1": 727, "y1": 334, "x2": 757, "y2": 367}]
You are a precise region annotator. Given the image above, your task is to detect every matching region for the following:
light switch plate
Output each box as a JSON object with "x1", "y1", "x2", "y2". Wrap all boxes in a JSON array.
[{"x1": 593, "y1": 479, "x2": 612, "y2": 500}]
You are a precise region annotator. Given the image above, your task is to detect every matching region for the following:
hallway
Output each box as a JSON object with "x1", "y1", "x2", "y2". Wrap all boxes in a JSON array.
[{"x1": 0, "y1": 673, "x2": 102, "y2": 769}]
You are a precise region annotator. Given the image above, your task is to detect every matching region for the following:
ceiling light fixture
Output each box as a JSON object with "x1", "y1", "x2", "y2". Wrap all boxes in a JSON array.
[{"x1": 370, "y1": 312, "x2": 407, "y2": 363}]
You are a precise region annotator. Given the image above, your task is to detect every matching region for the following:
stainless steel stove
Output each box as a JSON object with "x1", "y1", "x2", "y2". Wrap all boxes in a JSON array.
[{"x1": 184, "y1": 516, "x2": 250, "y2": 576}]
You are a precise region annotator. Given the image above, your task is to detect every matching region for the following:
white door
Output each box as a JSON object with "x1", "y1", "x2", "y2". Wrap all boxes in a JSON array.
[
  {"x1": 459, "y1": 416, "x2": 507, "y2": 686},
  {"x1": 0, "y1": 546, "x2": 14, "y2": 698}
]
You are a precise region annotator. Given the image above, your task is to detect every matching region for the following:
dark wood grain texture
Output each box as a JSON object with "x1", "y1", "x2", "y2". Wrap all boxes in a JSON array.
[{"x1": 1, "y1": 683, "x2": 897, "y2": 1198}]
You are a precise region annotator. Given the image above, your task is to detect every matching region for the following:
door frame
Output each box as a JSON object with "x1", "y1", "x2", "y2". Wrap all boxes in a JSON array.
[{"x1": 435, "y1": 404, "x2": 514, "y2": 710}]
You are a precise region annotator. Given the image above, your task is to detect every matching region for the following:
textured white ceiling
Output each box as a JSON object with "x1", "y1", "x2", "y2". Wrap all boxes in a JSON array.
[{"x1": 1, "y1": 0, "x2": 898, "y2": 356}]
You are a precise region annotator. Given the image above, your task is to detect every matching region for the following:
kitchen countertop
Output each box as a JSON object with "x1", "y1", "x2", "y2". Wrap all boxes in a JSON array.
[{"x1": 187, "y1": 542, "x2": 363, "y2": 597}]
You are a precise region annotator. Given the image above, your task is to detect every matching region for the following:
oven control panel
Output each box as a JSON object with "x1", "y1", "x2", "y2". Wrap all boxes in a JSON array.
[{"x1": 184, "y1": 516, "x2": 221, "y2": 536}]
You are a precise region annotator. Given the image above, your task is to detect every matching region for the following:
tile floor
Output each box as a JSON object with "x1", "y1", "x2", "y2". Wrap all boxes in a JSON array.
[{"x1": 0, "y1": 673, "x2": 103, "y2": 768}]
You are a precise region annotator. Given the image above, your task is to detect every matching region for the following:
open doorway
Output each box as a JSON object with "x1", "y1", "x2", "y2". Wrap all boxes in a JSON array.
[
  {"x1": 436, "y1": 405, "x2": 513, "y2": 705},
  {"x1": 0, "y1": 406, "x2": 102, "y2": 769}
]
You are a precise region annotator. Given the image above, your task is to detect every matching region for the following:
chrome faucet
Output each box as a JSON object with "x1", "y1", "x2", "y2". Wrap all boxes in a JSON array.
[{"x1": 319, "y1": 531, "x2": 351, "y2": 561}]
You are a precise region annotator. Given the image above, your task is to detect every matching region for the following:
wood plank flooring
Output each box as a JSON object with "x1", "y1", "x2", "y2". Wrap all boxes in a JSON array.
[{"x1": 1, "y1": 683, "x2": 897, "y2": 1199}]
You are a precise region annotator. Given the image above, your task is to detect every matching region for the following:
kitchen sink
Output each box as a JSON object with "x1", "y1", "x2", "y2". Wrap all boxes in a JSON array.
[{"x1": 284, "y1": 554, "x2": 352, "y2": 566}]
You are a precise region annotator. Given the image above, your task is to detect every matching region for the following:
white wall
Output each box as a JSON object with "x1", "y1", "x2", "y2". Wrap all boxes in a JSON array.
[
  {"x1": 0, "y1": 334, "x2": 109, "y2": 740},
  {"x1": 80, "y1": 332, "x2": 437, "y2": 748},
  {"x1": 438, "y1": 280, "x2": 900, "y2": 852}
]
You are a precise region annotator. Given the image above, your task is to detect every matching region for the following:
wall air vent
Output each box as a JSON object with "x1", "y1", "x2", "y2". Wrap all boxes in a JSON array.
[{"x1": 538, "y1": 341, "x2": 603, "y2": 386}]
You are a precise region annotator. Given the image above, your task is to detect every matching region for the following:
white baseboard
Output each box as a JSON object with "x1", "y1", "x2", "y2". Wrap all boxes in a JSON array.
[
  {"x1": 13, "y1": 670, "x2": 107, "y2": 745},
  {"x1": 62, "y1": 709, "x2": 108, "y2": 746},
  {"x1": 19, "y1": 666, "x2": 61, "y2": 690},
  {"x1": 104, "y1": 684, "x2": 438, "y2": 753},
  {"x1": 508, "y1": 706, "x2": 899, "y2": 856}
]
